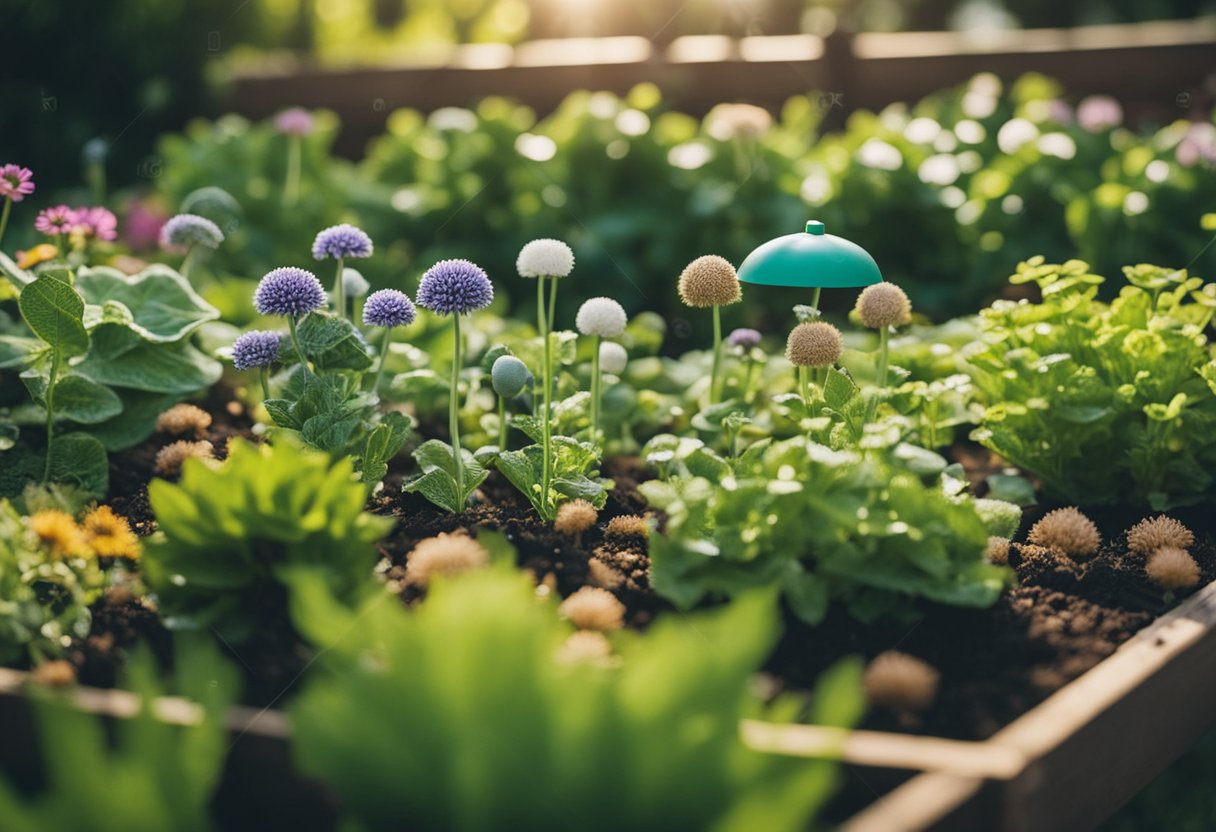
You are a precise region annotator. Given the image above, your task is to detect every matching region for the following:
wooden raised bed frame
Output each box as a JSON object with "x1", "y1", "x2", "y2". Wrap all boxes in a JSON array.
[{"x1": 2, "y1": 577, "x2": 1215, "y2": 830}]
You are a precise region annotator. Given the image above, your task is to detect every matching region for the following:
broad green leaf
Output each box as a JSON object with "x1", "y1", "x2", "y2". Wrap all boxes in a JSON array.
[
  {"x1": 0, "y1": 250, "x2": 34, "y2": 288},
  {"x1": 75, "y1": 331, "x2": 222, "y2": 394},
  {"x1": 18, "y1": 275, "x2": 89, "y2": 357},
  {"x1": 83, "y1": 390, "x2": 181, "y2": 451},
  {"x1": 0, "y1": 335, "x2": 40, "y2": 369},
  {"x1": 296, "y1": 313, "x2": 373, "y2": 372},
  {"x1": 50, "y1": 374, "x2": 124, "y2": 424},
  {"x1": 75, "y1": 265, "x2": 220, "y2": 342}
]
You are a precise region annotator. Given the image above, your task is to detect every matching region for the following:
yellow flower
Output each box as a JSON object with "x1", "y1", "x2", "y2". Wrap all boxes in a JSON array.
[
  {"x1": 29, "y1": 510, "x2": 89, "y2": 558},
  {"x1": 16, "y1": 243, "x2": 58, "y2": 269},
  {"x1": 82, "y1": 505, "x2": 141, "y2": 559}
]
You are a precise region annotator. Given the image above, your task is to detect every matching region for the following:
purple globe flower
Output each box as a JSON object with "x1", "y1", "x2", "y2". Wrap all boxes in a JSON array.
[
  {"x1": 727, "y1": 327, "x2": 762, "y2": 349},
  {"x1": 160, "y1": 213, "x2": 224, "y2": 253},
  {"x1": 312, "y1": 224, "x2": 373, "y2": 260},
  {"x1": 416, "y1": 259, "x2": 494, "y2": 316},
  {"x1": 232, "y1": 330, "x2": 283, "y2": 370},
  {"x1": 254, "y1": 267, "x2": 327, "y2": 317},
  {"x1": 363, "y1": 289, "x2": 417, "y2": 328}
]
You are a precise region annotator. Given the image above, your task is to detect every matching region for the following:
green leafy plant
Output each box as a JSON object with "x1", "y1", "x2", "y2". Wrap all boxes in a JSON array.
[
  {"x1": 641, "y1": 435, "x2": 1012, "y2": 624},
  {"x1": 288, "y1": 565, "x2": 860, "y2": 832},
  {"x1": 143, "y1": 438, "x2": 393, "y2": 642},
  {"x1": 968, "y1": 257, "x2": 1216, "y2": 509},
  {"x1": 0, "y1": 637, "x2": 236, "y2": 832}
]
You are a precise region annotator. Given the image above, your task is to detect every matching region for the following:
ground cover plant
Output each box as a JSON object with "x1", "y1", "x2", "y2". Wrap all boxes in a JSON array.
[{"x1": 0, "y1": 69, "x2": 1213, "y2": 831}]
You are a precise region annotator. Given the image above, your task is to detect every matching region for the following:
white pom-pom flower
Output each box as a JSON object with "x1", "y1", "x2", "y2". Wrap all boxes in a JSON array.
[
  {"x1": 576, "y1": 297, "x2": 628, "y2": 338},
  {"x1": 516, "y1": 238, "x2": 575, "y2": 278},
  {"x1": 599, "y1": 341, "x2": 628, "y2": 375}
]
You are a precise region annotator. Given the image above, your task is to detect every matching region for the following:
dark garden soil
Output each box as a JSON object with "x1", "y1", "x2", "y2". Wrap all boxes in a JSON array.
[{"x1": 49, "y1": 396, "x2": 1216, "y2": 818}]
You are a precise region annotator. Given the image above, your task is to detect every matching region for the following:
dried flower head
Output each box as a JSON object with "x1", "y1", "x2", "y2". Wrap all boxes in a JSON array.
[
  {"x1": 35, "y1": 205, "x2": 77, "y2": 236},
  {"x1": 82, "y1": 505, "x2": 141, "y2": 559},
  {"x1": 254, "y1": 267, "x2": 327, "y2": 317},
  {"x1": 155, "y1": 440, "x2": 215, "y2": 477},
  {"x1": 855, "y1": 282, "x2": 912, "y2": 329},
  {"x1": 727, "y1": 327, "x2": 762, "y2": 350},
  {"x1": 30, "y1": 660, "x2": 76, "y2": 687},
  {"x1": 556, "y1": 630, "x2": 614, "y2": 664},
  {"x1": 516, "y1": 238, "x2": 575, "y2": 278},
  {"x1": 416, "y1": 259, "x2": 494, "y2": 316},
  {"x1": 159, "y1": 213, "x2": 224, "y2": 252},
  {"x1": 1028, "y1": 507, "x2": 1101, "y2": 559},
  {"x1": 29, "y1": 510, "x2": 88, "y2": 558},
  {"x1": 605, "y1": 514, "x2": 649, "y2": 540},
  {"x1": 678, "y1": 255, "x2": 741, "y2": 308},
  {"x1": 1146, "y1": 546, "x2": 1201, "y2": 590},
  {"x1": 0, "y1": 164, "x2": 35, "y2": 202},
  {"x1": 491, "y1": 355, "x2": 532, "y2": 398},
  {"x1": 863, "y1": 651, "x2": 940, "y2": 711},
  {"x1": 362, "y1": 289, "x2": 417, "y2": 328},
  {"x1": 554, "y1": 499, "x2": 598, "y2": 536},
  {"x1": 986, "y1": 536, "x2": 1011, "y2": 565},
  {"x1": 312, "y1": 223, "x2": 373, "y2": 260},
  {"x1": 232, "y1": 330, "x2": 283, "y2": 370},
  {"x1": 1126, "y1": 515, "x2": 1195, "y2": 555},
  {"x1": 576, "y1": 297, "x2": 628, "y2": 338},
  {"x1": 274, "y1": 107, "x2": 315, "y2": 136},
  {"x1": 706, "y1": 103, "x2": 773, "y2": 141},
  {"x1": 785, "y1": 321, "x2": 844, "y2": 367},
  {"x1": 405, "y1": 532, "x2": 490, "y2": 587},
  {"x1": 155, "y1": 403, "x2": 212, "y2": 437},
  {"x1": 587, "y1": 558, "x2": 625, "y2": 589},
  {"x1": 599, "y1": 341, "x2": 628, "y2": 375},
  {"x1": 559, "y1": 587, "x2": 626, "y2": 631}
]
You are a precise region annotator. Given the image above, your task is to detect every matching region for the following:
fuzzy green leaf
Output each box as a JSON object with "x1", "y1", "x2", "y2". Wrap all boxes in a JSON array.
[{"x1": 18, "y1": 275, "x2": 88, "y2": 357}]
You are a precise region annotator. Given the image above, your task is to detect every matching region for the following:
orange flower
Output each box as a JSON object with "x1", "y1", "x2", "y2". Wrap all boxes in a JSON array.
[
  {"x1": 82, "y1": 505, "x2": 141, "y2": 559},
  {"x1": 16, "y1": 243, "x2": 58, "y2": 269}
]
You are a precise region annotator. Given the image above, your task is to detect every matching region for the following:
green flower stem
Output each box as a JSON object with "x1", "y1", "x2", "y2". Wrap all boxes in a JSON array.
[
  {"x1": 590, "y1": 334, "x2": 602, "y2": 443},
  {"x1": 41, "y1": 350, "x2": 60, "y2": 483},
  {"x1": 332, "y1": 257, "x2": 346, "y2": 320},
  {"x1": 0, "y1": 197, "x2": 11, "y2": 247},
  {"x1": 284, "y1": 134, "x2": 301, "y2": 207},
  {"x1": 539, "y1": 276, "x2": 553, "y2": 513},
  {"x1": 709, "y1": 304, "x2": 723, "y2": 405},
  {"x1": 181, "y1": 245, "x2": 198, "y2": 284},
  {"x1": 371, "y1": 326, "x2": 392, "y2": 393},
  {"x1": 287, "y1": 315, "x2": 311, "y2": 375},
  {"x1": 742, "y1": 355, "x2": 756, "y2": 404},
  {"x1": 450, "y1": 314, "x2": 465, "y2": 494},
  {"x1": 810, "y1": 286, "x2": 822, "y2": 315},
  {"x1": 259, "y1": 368, "x2": 271, "y2": 401},
  {"x1": 497, "y1": 395, "x2": 507, "y2": 450},
  {"x1": 798, "y1": 365, "x2": 810, "y2": 412},
  {"x1": 864, "y1": 326, "x2": 890, "y2": 425},
  {"x1": 547, "y1": 273, "x2": 558, "y2": 335}
]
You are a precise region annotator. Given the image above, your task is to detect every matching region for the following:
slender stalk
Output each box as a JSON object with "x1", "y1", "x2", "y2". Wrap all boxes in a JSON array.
[
  {"x1": 181, "y1": 245, "x2": 198, "y2": 283},
  {"x1": 42, "y1": 351, "x2": 60, "y2": 482},
  {"x1": 0, "y1": 198, "x2": 11, "y2": 247},
  {"x1": 547, "y1": 274, "x2": 558, "y2": 335},
  {"x1": 590, "y1": 334, "x2": 602, "y2": 443},
  {"x1": 742, "y1": 355, "x2": 756, "y2": 404},
  {"x1": 810, "y1": 286, "x2": 822, "y2": 316},
  {"x1": 539, "y1": 277, "x2": 553, "y2": 512},
  {"x1": 709, "y1": 304, "x2": 723, "y2": 405},
  {"x1": 332, "y1": 257, "x2": 346, "y2": 320},
  {"x1": 864, "y1": 326, "x2": 890, "y2": 425},
  {"x1": 450, "y1": 314, "x2": 465, "y2": 494},
  {"x1": 284, "y1": 135, "x2": 301, "y2": 207},
  {"x1": 798, "y1": 365, "x2": 810, "y2": 412},
  {"x1": 259, "y1": 368, "x2": 271, "y2": 401},
  {"x1": 371, "y1": 327, "x2": 392, "y2": 393},
  {"x1": 287, "y1": 316, "x2": 311, "y2": 375},
  {"x1": 497, "y1": 396, "x2": 507, "y2": 450}
]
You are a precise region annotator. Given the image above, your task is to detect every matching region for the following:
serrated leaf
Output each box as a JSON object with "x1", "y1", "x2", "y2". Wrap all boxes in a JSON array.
[
  {"x1": 19, "y1": 275, "x2": 89, "y2": 357},
  {"x1": 296, "y1": 313, "x2": 373, "y2": 372}
]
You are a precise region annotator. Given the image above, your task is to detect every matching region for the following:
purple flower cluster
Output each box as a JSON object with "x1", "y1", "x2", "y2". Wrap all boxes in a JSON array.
[
  {"x1": 0, "y1": 164, "x2": 35, "y2": 202},
  {"x1": 254, "y1": 267, "x2": 327, "y2": 317},
  {"x1": 275, "y1": 108, "x2": 315, "y2": 137},
  {"x1": 363, "y1": 289, "x2": 417, "y2": 328},
  {"x1": 160, "y1": 213, "x2": 225, "y2": 252},
  {"x1": 416, "y1": 259, "x2": 494, "y2": 316},
  {"x1": 232, "y1": 330, "x2": 283, "y2": 370},
  {"x1": 34, "y1": 205, "x2": 76, "y2": 236},
  {"x1": 312, "y1": 224, "x2": 373, "y2": 260},
  {"x1": 727, "y1": 328, "x2": 762, "y2": 350}
]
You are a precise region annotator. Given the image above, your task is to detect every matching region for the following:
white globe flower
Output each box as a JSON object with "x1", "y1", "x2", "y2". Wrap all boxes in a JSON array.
[
  {"x1": 341, "y1": 267, "x2": 370, "y2": 298},
  {"x1": 599, "y1": 341, "x2": 628, "y2": 375},
  {"x1": 576, "y1": 297, "x2": 628, "y2": 338},
  {"x1": 516, "y1": 238, "x2": 575, "y2": 278}
]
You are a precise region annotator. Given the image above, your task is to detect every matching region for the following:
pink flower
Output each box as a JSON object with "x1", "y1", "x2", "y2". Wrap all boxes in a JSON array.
[
  {"x1": 274, "y1": 108, "x2": 315, "y2": 137},
  {"x1": 1176, "y1": 122, "x2": 1216, "y2": 168},
  {"x1": 1076, "y1": 96, "x2": 1123, "y2": 133},
  {"x1": 34, "y1": 205, "x2": 77, "y2": 236},
  {"x1": 0, "y1": 164, "x2": 35, "y2": 202},
  {"x1": 122, "y1": 199, "x2": 168, "y2": 250},
  {"x1": 72, "y1": 207, "x2": 118, "y2": 242}
]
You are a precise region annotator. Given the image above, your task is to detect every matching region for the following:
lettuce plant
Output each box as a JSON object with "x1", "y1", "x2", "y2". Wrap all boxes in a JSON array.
[
  {"x1": 641, "y1": 435, "x2": 1012, "y2": 624},
  {"x1": 289, "y1": 566, "x2": 860, "y2": 832},
  {"x1": 144, "y1": 438, "x2": 393, "y2": 642},
  {"x1": 968, "y1": 257, "x2": 1216, "y2": 509}
]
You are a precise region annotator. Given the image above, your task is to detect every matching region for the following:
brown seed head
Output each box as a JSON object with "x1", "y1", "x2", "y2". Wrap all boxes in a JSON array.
[
  {"x1": 155, "y1": 403, "x2": 212, "y2": 438},
  {"x1": 154, "y1": 440, "x2": 214, "y2": 477},
  {"x1": 605, "y1": 514, "x2": 649, "y2": 540},
  {"x1": 1028, "y1": 507, "x2": 1101, "y2": 559},
  {"x1": 556, "y1": 630, "x2": 614, "y2": 665},
  {"x1": 405, "y1": 533, "x2": 489, "y2": 587},
  {"x1": 986, "y1": 536, "x2": 1011, "y2": 565},
  {"x1": 31, "y1": 660, "x2": 77, "y2": 687},
  {"x1": 559, "y1": 587, "x2": 626, "y2": 631},
  {"x1": 587, "y1": 558, "x2": 625, "y2": 590},
  {"x1": 863, "y1": 651, "x2": 940, "y2": 711},
  {"x1": 855, "y1": 282, "x2": 912, "y2": 329},
  {"x1": 554, "y1": 499, "x2": 598, "y2": 536},
  {"x1": 1146, "y1": 546, "x2": 1201, "y2": 590},
  {"x1": 678, "y1": 255, "x2": 741, "y2": 308},
  {"x1": 1127, "y1": 515, "x2": 1195, "y2": 555},
  {"x1": 785, "y1": 321, "x2": 844, "y2": 368}
]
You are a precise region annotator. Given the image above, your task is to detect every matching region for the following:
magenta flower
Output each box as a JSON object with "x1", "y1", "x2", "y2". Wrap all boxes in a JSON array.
[
  {"x1": 275, "y1": 108, "x2": 315, "y2": 137},
  {"x1": 35, "y1": 205, "x2": 77, "y2": 236},
  {"x1": 1076, "y1": 96, "x2": 1123, "y2": 133},
  {"x1": 72, "y1": 207, "x2": 118, "y2": 242},
  {"x1": 0, "y1": 165, "x2": 35, "y2": 202}
]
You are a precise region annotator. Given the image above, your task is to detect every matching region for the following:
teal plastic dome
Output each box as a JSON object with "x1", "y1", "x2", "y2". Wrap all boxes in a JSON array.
[{"x1": 738, "y1": 221, "x2": 882, "y2": 288}]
